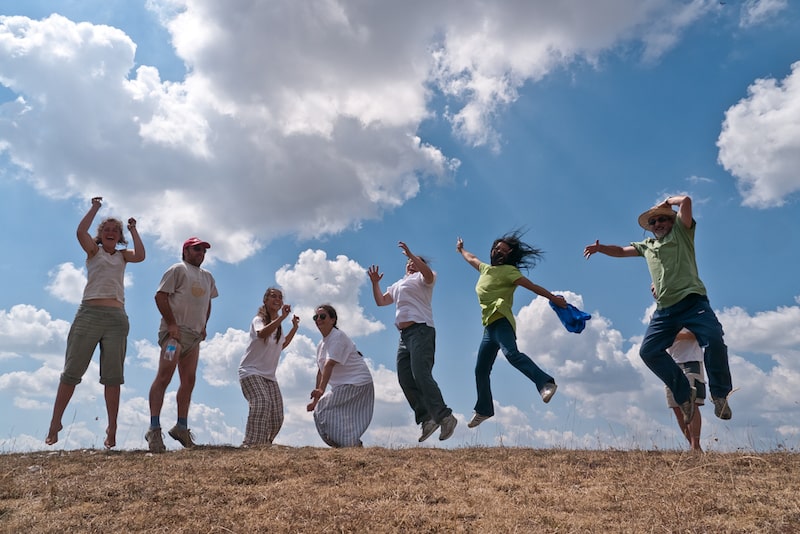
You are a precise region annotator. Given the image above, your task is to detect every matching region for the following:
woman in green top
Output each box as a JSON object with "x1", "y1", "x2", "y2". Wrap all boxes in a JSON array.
[{"x1": 457, "y1": 231, "x2": 568, "y2": 428}]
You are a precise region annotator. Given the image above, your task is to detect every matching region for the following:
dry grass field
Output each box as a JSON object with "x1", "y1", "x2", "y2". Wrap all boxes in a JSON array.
[{"x1": 1, "y1": 445, "x2": 799, "y2": 533}]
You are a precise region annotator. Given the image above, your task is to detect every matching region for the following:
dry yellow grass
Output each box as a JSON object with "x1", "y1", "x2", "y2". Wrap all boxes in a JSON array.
[{"x1": 1, "y1": 446, "x2": 799, "y2": 533}]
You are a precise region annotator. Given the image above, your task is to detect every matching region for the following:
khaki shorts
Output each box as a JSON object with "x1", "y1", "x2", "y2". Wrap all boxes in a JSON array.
[
  {"x1": 158, "y1": 326, "x2": 203, "y2": 358},
  {"x1": 62, "y1": 305, "x2": 129, "y2": 386},
  {"x1": 666, "y1": 361, "x2": 706, "y2": 408}
]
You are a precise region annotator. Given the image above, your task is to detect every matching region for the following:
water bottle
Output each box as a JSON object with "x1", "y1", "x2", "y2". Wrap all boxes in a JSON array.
[{"x1": 163, "y1": 338, "x2": 178, "y2": 361}]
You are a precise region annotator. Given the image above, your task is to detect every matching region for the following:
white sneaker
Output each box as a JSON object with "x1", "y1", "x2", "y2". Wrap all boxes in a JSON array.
[{"x1": 540, "y1": 382, "x2": 557, "y2": 403}]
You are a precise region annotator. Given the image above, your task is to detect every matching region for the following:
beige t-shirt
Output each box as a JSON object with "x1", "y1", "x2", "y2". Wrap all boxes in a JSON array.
[{"x1": 157, "y1": 261, "x2": 218, "y2": 335}]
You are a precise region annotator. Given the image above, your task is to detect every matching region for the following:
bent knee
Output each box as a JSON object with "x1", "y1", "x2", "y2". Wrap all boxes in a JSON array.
[
  {"x1": 638, "y1": 348, "x2": 662, "y2": 364},
  {"x1": 60, "y1": 373, "x2": 83, "y2": 386}
]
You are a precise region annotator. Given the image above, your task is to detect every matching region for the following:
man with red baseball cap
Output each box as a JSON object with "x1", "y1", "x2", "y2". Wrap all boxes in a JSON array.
[{"x1": 146, "y1": 236, "x2": 218, "y2": 452}]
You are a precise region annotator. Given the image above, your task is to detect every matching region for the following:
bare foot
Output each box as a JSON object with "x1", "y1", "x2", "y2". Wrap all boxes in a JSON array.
[
  {"x1": 104, "y1": 426, "x2": 117, "y2": 449},
  {"x1": 45, "y1": 423, "x2": 63, "y2": 445}
]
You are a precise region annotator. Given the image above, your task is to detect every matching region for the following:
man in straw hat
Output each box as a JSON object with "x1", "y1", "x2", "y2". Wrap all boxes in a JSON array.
[{"x1": 582, "y1": 195, "x2": 732, "y2": 426}]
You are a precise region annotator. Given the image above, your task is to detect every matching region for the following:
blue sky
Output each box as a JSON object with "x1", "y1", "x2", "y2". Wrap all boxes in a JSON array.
[{"x1": 1, "y1": 0, "x2": 799, "y2": 453}]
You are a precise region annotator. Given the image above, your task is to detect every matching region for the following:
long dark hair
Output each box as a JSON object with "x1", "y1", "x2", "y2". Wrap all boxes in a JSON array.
[
  {"x1": 491, "y1": 230, "x2": 544, "y2": 270},
  {"x1": 258, "y1": 287, "x2": 283, "y2": 342}
]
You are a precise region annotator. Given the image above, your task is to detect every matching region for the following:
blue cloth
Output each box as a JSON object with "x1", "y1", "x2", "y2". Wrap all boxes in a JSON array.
[{"x1": 549, "y1": 302, "x2": 592, "y2": 333}]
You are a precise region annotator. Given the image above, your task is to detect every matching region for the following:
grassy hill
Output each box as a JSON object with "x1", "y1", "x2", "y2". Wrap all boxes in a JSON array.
[{"x1": 2, "y1": 446, "x2": 799, "y2": 533}]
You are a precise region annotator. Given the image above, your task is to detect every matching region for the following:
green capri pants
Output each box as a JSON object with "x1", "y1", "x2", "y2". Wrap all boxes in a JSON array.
[{"x1": 61, "y1": 305, "x2": 129, "y2": 386}]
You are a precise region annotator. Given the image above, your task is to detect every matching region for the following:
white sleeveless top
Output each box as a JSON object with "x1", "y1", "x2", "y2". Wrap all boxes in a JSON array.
[{"x1": 82, "y1": 248, "x2": 126, "y2": 304}]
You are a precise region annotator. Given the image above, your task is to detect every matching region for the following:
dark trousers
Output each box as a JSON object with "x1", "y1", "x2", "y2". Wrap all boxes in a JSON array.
[
  {"x1": 640, "y1": 294, "x2": 733, "y2": 403},
  {"x1": 397, "y1": 324, "x2": 451, "y2": 424}
]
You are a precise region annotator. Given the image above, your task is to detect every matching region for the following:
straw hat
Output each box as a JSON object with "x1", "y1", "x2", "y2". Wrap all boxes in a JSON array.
[{"x1": 637, "y1": 206, "x2": 677, "y2": 230}]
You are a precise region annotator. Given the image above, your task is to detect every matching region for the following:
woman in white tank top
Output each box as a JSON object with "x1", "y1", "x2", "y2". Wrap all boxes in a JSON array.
[{"x1": 45, "y1": 196, "x2": 145, "y2": 449}]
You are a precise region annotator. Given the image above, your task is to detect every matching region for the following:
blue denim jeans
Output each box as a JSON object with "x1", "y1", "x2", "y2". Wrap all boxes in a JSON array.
[
  {"x1": 640, "y1": 293, "x2": 732, "y2": 402},
  {"x1": 474, "y1": 317, "x2": 554, "y2": 417},
  {"x1": 397, "y1": 323, "x2": 451, "y2": 424}
]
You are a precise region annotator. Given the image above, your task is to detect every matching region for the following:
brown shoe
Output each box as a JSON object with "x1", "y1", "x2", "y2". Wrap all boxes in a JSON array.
[
  {"x1": 467, "y1": 413, "x2": 492, "y2": 428},
  {"x1": 418, "y1": 420, "x2": 439, "y2": 442},
  {"x1": 145, "y1": 428, "x2": 166, "y2": 453},
  {"x1": 438, "y1": 414, "x2": 458, "y2": 441},
  {"x1": 679, "y1": 386, "x2": 697, "y2": 425},
  {"x1": 712, "y1": 397, "x2": 732, "y2": 420},
  {"x1": 168, "y1": 425, "x2": 196, "y2": 448}
]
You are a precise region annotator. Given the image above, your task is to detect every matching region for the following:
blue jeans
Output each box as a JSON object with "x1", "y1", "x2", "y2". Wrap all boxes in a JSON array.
[
  {"x1": 474, "y1": 317, "x2": 554, "y2": 417},
  {"x1": 397, "y1": 324, "x2": 451, "y2": 424},
  {"x1": 640, "y1": 294, "x2": 732, "y2": 402}
]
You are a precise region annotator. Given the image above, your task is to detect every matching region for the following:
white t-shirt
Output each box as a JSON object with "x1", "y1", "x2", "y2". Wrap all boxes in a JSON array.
[
  {"x1": 316, "y1": 328, "x2": 372, "y2": 387},
  {"x1": 238, "y1": 315, "x2": 284, "y2": 381},
  {"x1": 387, "y1": 271, "x2": 435, "y2": 329},
  {"x1": 666, "y1": 338, "x2": 703, "y2": 364},
  {"x1": 157, "y1": 261, "x2": 218, "y2": 335}
]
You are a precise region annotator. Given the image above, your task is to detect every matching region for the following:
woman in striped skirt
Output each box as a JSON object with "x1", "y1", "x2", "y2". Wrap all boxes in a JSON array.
[{"x1": 306, "y1": 304, "x2": 374, "y2": 447}]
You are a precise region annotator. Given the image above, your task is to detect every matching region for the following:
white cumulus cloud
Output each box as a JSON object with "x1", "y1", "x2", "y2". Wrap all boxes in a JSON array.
[
  {"x1": 1, "y1": 2, "x2": 729, "y2": 261},
  {"x1": 717, "y1": 61, "x2": 800, "y2": 208}
]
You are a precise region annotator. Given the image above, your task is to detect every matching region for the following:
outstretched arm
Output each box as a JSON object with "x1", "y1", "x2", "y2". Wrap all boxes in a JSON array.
[
  {"x1": 76, "y1": 197, "x2": 102, "y2": 256},
  {"x1": 367, "y1": 265, "x2": 393, "y2": 306},
  {"x1": 515, "y1": 276, "x2": 567, "y2": 308},
  {"x1": 456, "y1": 237, "x2": 481, "y2": 271},
  {"x1": 583, "y1": 240, "x2": 638, "y2": 259}
]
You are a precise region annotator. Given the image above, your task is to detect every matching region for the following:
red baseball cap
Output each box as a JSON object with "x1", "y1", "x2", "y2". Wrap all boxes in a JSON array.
[{"x1": 183, "y1": 237, "x2": 211, "y2": 249}]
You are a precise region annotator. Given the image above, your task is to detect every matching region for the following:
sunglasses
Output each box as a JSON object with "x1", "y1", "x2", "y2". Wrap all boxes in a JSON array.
[
  {"x1": 190, "y1": 245, "x2": 207, "y2": 252},
  {"x1": 648, "y1": 216, "x2": 672, "y2": 226},
  {"x1": 313, "y1": 314, "x2": 328, "y2": 321}
]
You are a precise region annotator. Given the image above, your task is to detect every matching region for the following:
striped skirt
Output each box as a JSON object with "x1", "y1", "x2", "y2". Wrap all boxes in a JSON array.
[
  {"x1": 240, "y1": 375, "x2": 284, "y2": 445},
  {"x1": 313, "y1": 382, "x2": 374, "y2": 448}
]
